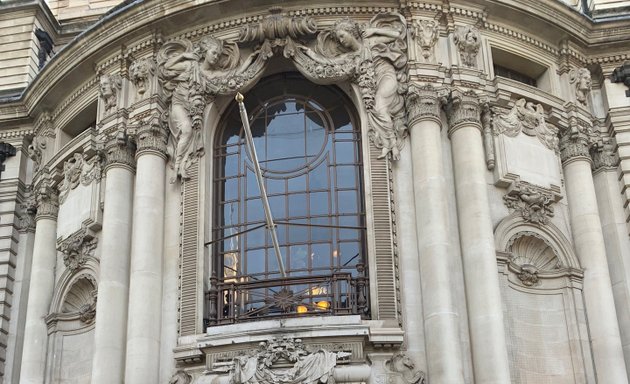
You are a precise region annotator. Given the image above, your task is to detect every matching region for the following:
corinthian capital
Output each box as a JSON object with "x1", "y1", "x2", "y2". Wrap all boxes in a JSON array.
[
  {"x1": 559, "y1": 119, "x2": 599, "y2": 164},
  {"x1": 135, "y1": 112, "x2": 168, "y2": 158},
  {"x1": 35, "y1": 183, "x2": 59, "y2": 221},
  {"x1": 406, "y1": 84, "x2": 444, "y2": 127},
  {"x1": 104, "y1": 130, "x2": 136, "y2": 171},
  {"x1": 444, "y1": 90, "x2": 481, "y2": 136}
]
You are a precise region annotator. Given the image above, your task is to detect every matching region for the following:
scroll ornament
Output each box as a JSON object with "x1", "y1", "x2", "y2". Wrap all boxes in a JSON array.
[
  {"x1": 492, "y1": 98, "x2": 559, "y2": 151},
  {"x1": 228, "y1": 337, "x2": 349, "y2": 384}
]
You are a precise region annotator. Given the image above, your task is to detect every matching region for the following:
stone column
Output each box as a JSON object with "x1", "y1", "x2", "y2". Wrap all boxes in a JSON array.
[
  {"x1": 446, "y1": 90, "x2": 511, "y2": 383},
  {"x1": 560, "y1": 126, "x2": 629, "y2": 383},
  {"x1": 125, "y1": 117, "x2": 168, "y2": 383},
  {"x1": 406, "y1": 86, "x2": 464, "y2": 383},
  {"x1": 592, "y1": 144, "x2": 630, "y2": 375},
  {"x1": 91, "y1": 134, "x2": 136, "y2": 384},
  {"x1": 19, "y1": 183, "x2": 59, "y2": 384}
]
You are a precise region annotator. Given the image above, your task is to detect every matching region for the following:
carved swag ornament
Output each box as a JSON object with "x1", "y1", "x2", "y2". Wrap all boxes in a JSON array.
[
  {"x1": 227, "y1": 337, "x2": 349, "y2": 384},
  {"x1": 156, "y1": 11, "x2": 409, "y2": 179},
  {"x1": 503, "y1": 183, "x2": 555, "y2": 225}
]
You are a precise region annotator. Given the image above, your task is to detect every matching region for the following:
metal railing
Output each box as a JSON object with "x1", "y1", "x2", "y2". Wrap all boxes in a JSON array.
[{"x1": 207, "y1": 265, "x2": 368, "y2": 325}]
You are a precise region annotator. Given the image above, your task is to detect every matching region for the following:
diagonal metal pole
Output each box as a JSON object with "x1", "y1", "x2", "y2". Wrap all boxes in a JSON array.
[{"x1": 235, "y1": 92, "x2": 286, "y2": 277}]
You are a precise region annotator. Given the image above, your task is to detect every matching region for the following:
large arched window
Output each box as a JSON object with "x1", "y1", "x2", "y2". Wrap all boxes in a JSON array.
[{"x1": 211, "y1": 74, "x2": 368, "y2": 323}]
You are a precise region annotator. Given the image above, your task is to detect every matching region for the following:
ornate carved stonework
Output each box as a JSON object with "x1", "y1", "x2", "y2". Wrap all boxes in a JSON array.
[
  {"x1": 18, "y1": 187, "x2": 37, "y2": 232},
  {"x1": 35, "y1": 183, "x2": 59, "y2": 220},
  {"x1": 559, "y1": 119, "x2": 599, "y2": 164},
  {"x1": 226, "y1": 337, "x2": 349, "y2": 384},
  {"x1": 413, "y1": 19, "x2": 439, "y2": 62},
  {"x1": 385, "y1": 353, "x2": 426, "y2": 384},
  {"x1": 492, "y1": 99, "x2": 558, "y2": 151},
  {"x1": 58, "y1": 152, "x2": 103, "y2": 204},
  {"x1": 503, "y1": 182, "x2": 556, "y2": 225},
  {"x1": 507, "y1": 232, "x2": 561, "y2": 287},
  {"x1": 453, "y1": 25, "x2": 480, "y2": 68},
  {"x1": 591, "y1": 138, "x2": 619, "y2": 171},
  {"x1": 28, "y1": 114, "x2": 55, "y2": 171},
  {"x1": 100, "y1": 73, "x2": 122, "y2": 113},
  {"x1": 481, "y1": 104, "x2": 495, "y2": 170},
  {"x1": 104, "y1": 130, "x2": 136, "y2": 170},
  {"x1": 169, "y1": 370, "x2": 192, "y2": 384},
  {"x1": 135, "y1": 112, "x2": 169, "y2": 157},
  {"x1": 406, "y1": 84, "x2": 443, "y2": 126},
  {"x1": 570, "y1": 67, "x2": 592, "y2": 105},
  {"x1": 57, "y1": 230, "x2": 98, "y2": 272},
  {"x1": 78, "y1": 291, "x2": 97, "y2": 324},
  {"x1": 130, "y1": 57, "x2": 155, "y2": 96},
  {"x1": 444, "y1": 90, "x2": 481, "y2": 133},
  {"x1": 238, "y1": 8, "x2": 317, "y2": 43}
]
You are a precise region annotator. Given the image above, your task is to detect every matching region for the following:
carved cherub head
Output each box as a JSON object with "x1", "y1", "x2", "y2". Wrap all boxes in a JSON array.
[{"x1": 332, "y1": 18, "x2": 362, "y2": 51}]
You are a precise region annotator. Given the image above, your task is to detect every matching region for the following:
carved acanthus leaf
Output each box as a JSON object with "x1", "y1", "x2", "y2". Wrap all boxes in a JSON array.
[{"x1": 559, "y1": 119, "x2": 599, "y2": 163}]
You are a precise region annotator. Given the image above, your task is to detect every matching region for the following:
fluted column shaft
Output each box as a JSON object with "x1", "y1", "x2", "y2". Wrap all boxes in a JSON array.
[
  {"x1": 125, "y1": 120, "x2": 168, "y2": 383},
  {"x1": 447, "y1": 91, "x2": 511, "y2": 384},
  {"x1": 561, "y1": 130, "x2": 629, "y2": 384},
  {"x1": 19, "y1": 185, "x2": 58, "y2": 384},
  {"x1": 91, "y1": 136, "x2": 136, "y2": 384},
  {"x1": 407, "y1": 86, "x2": 464, "y2": 383}
]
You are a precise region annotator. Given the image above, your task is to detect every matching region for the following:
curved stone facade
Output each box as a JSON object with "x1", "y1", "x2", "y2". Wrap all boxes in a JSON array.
[{"x1": 1, "y1": 1, "x2": 630, "y2": 383}]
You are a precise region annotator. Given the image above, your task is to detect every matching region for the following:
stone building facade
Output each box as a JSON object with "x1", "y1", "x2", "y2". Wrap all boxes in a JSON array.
[{"x1": 1, "y1": 0, "x2": 630, "y2": 383}]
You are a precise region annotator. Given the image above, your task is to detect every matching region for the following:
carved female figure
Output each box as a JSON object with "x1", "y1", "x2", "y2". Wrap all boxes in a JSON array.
[
  {"x1": 158, "y1": 36, "x2": 263, "y2": 179},
  {"x1": 299, "y1": 13, "x2": 408, "y2": 160}
]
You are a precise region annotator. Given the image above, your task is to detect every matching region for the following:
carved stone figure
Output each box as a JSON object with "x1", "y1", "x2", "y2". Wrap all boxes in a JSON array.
[
  {"x1": 413, "y1": 19, "x2": 439, "y2": 61},
  {"x1": 169, "y1": 370, "x2": 192, "y2": 384},
  {"x1": 503, "y1": 183, "x2": 555, "y2": 225},
  {"x1": 57, "y1": 231, "x2": 98, "y2": 271},
  {"x1": 297, "y1": 13, "x2": 408, "y2": 160},
  {"x1": 130, "y1": 57, "x2": 156, "y2": 96},
  {"x1": 570, "y1": 67, "x2": 592, "y2": 105},
  {"x1": 99, "y1": 73, "x2": 122, "y2": 113},
  {"x1": 27, "y1": 136, "x2": 45, "y2": 171},
  {"x1": 58, "y1": 153, "x2": 84, "y2": 203},
  {"x1": 18, "y1": 186, "x2": 37, "y2": 231},
  {"x1": 453, "y1": 25, "x2": 480, "y2": 67},
  {"x1": 227, "y1": 337, "x2": 348, "y2": 384},
  {"x1": 157, "y1": 35, "x2": 264, "y2": 179},
  {"x1": 493, "y1": 98, "x2": 558, "y2": 151},
  {"x1": 385, "y1": 353, "x2": 425, "y2": 384}
]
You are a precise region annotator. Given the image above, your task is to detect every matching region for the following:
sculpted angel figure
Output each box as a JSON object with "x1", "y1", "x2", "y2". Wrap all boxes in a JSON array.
[
  {"x1": 298, "y1": 13, "x2": 408, "y2": 160},
  {"x1": 158, "y1": 36, "x2": 262, "y2": 179}
]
